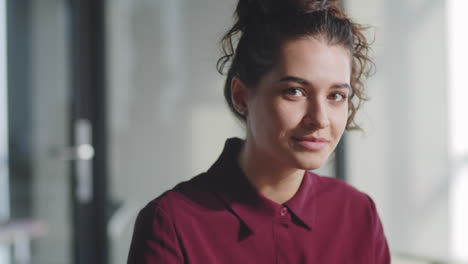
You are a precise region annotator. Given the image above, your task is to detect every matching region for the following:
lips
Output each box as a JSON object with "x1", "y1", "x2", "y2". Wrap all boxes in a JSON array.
[{"x1": 292, "y1": 136, "x2": 329, "y2": 151}]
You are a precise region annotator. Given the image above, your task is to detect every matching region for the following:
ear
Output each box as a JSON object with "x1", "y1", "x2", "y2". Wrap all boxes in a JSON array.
[{"x1": 231, "y1": 77, "x2": 249, "y2": 116}]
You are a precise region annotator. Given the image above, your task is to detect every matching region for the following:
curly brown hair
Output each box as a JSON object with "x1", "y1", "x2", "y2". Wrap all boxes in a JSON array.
[{"x1": 217, "y1": 0, "x2": 374, "y2": 130}]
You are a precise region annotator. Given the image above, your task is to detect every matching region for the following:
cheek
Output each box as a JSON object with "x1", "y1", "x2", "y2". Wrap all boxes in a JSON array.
[
  {"x1": 248, "y1": 96, "x2": 306, "y2": 137},
  {"x1": 272, "y1": 101, "x2": 306, "y2": 131},
  {"x1": 247, "y1": 98, "x2": 278, "y2": 137},
  {"x1": 331, "y1": 107, "x2": 348, "y2": 137}
]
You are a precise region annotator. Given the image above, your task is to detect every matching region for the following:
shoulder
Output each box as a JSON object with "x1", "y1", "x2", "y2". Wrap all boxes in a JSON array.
[
  {"x1": 137, "y1": 172, "x2": 223, "y2": 221},
  {"x1": 311, "y1": 173, "x2": 390, "y2": 260},
  {"x1": 308, "y1": 173, "x2": 381, "y2": 225},
  {"x1": 129, "y1": 179, "x2": 200, "y2": 263}
]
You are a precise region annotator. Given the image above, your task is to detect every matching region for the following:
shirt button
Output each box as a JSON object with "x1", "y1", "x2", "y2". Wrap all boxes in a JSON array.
[{"x1": 280, "y1": 207, "x2": 287, "y2": 216}]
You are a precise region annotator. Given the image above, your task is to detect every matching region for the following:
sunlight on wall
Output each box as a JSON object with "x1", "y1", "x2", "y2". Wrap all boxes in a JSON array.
[{"x1": 447, "y1": 0, "x2": 468, "y2": 259}]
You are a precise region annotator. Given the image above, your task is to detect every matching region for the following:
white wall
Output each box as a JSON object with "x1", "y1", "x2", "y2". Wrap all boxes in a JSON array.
[{"x1": 347, "y1": 0, "x2": 454, "y2": 262}]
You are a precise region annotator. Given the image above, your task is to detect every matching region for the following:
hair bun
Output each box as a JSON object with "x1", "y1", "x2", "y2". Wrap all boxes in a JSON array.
[
  {"x1": 237, "y1": 0, "x2": 339, "y2": 19},
  {"x1": 292, "y1": 0, "x2": 330, "y2": 13}
]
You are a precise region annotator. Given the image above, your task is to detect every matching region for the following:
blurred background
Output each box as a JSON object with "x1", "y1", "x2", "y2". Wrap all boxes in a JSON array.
[{"x1": 0, "y1": 0, "x2": 467, "y2": 263}]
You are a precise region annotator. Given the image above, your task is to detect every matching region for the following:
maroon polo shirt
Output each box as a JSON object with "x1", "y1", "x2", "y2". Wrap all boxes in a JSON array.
[{"x1": 128, "y1": 138, "x2": 390, "y2": 263}]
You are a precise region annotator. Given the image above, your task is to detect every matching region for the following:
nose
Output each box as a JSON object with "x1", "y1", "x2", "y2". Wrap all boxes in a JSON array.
[{"x1": 303, "y1": 100, "x2": 330, "y2": 129}]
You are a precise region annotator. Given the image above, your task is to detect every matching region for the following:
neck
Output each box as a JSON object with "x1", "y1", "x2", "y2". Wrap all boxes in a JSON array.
[{"x1": 239, "y1": 139, "x2": 305, "y2": 205}]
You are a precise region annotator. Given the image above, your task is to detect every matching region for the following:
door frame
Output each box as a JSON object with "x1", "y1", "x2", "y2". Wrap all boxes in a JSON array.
[{"x1": 69, "y1": 0, "x2": 109, "y2": 263}]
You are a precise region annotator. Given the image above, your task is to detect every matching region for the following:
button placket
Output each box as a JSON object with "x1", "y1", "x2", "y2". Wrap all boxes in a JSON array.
[{"x1": 274, "y1": 207, "x2": 293, "y2": 264}]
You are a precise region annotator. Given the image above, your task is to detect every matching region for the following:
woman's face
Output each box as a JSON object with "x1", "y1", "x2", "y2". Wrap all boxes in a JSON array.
[{"x1": 239, "y1": 37, "x2": 351, "y2": 170}]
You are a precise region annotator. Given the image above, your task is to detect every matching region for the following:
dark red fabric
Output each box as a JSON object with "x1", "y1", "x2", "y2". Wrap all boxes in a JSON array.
[{"x1": 128, "y1": 138, "x2": 390, "y2": 263}]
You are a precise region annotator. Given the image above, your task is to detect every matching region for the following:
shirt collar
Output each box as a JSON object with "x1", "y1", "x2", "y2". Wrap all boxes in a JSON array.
[
  {"x1": 284, "y1": 170, "x2": 316, "y2": 229},
  {"x1": 206, "y1": 138, "x2": 316, "y2": 233}
]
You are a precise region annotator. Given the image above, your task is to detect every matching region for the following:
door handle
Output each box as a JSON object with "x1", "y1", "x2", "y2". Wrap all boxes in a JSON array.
[
  {"x1": 49, "y1": 144, "x2": 94, "y2": 161},
  {"x1": 48, "y1": 119, "x2": 94, "y2": 204},
  {"x1": 74, "y1": 119, "x2": 93, "y2": 204}
]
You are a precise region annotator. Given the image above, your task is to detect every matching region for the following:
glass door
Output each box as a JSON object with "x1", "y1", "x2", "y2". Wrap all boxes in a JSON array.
[
  {"x1": 4, "y1": 0, "x2": 108, "y2": 263},
  {"x1": 6, "y1": 0, "x2": 72, "y2": 263}
]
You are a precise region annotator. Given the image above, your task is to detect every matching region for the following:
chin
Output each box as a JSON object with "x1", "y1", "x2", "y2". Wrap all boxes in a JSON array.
[
  {"x1": 284, "y1": 140, "x2": 334, "y2": 170},
  {"x1": 292, "y1": 154, "x2": 329, "y2": 171},
  {"x1": 301, "y1": 162, "x2": 326, "y2": 171}
]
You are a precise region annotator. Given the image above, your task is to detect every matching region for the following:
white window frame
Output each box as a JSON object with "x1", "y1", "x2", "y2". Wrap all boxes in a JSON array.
[{"x1": 448, "y1": 0, "x2": 468, "y2": 260}]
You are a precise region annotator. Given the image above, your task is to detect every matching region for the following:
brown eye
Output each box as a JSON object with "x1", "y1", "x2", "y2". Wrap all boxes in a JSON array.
[
  {"x1": 328, "y1": 92, "x2": 347, "y2": 102},
  {"x1": 282, "y1": 88, "x2": 305, "y2": 97}
]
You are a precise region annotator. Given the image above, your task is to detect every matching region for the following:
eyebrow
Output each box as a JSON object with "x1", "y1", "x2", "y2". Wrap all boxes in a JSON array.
[{"x1": 277, "y1": 76, "x2": 350, "y2": 89}]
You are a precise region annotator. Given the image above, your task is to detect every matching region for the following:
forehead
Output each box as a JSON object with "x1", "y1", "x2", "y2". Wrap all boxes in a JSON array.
[{"x1": 273, "y1": 37, "x2": 351, "y2": 81}]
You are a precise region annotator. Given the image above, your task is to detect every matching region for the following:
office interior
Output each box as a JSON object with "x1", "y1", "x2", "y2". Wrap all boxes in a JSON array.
[{"x1": 0, "y1": 0, "x2": 467, "y2": 263}]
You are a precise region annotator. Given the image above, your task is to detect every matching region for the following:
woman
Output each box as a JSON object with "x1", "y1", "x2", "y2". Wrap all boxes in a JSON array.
[{"x1": 128, "y1": 0, "x2": 390, "y2": 263}]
